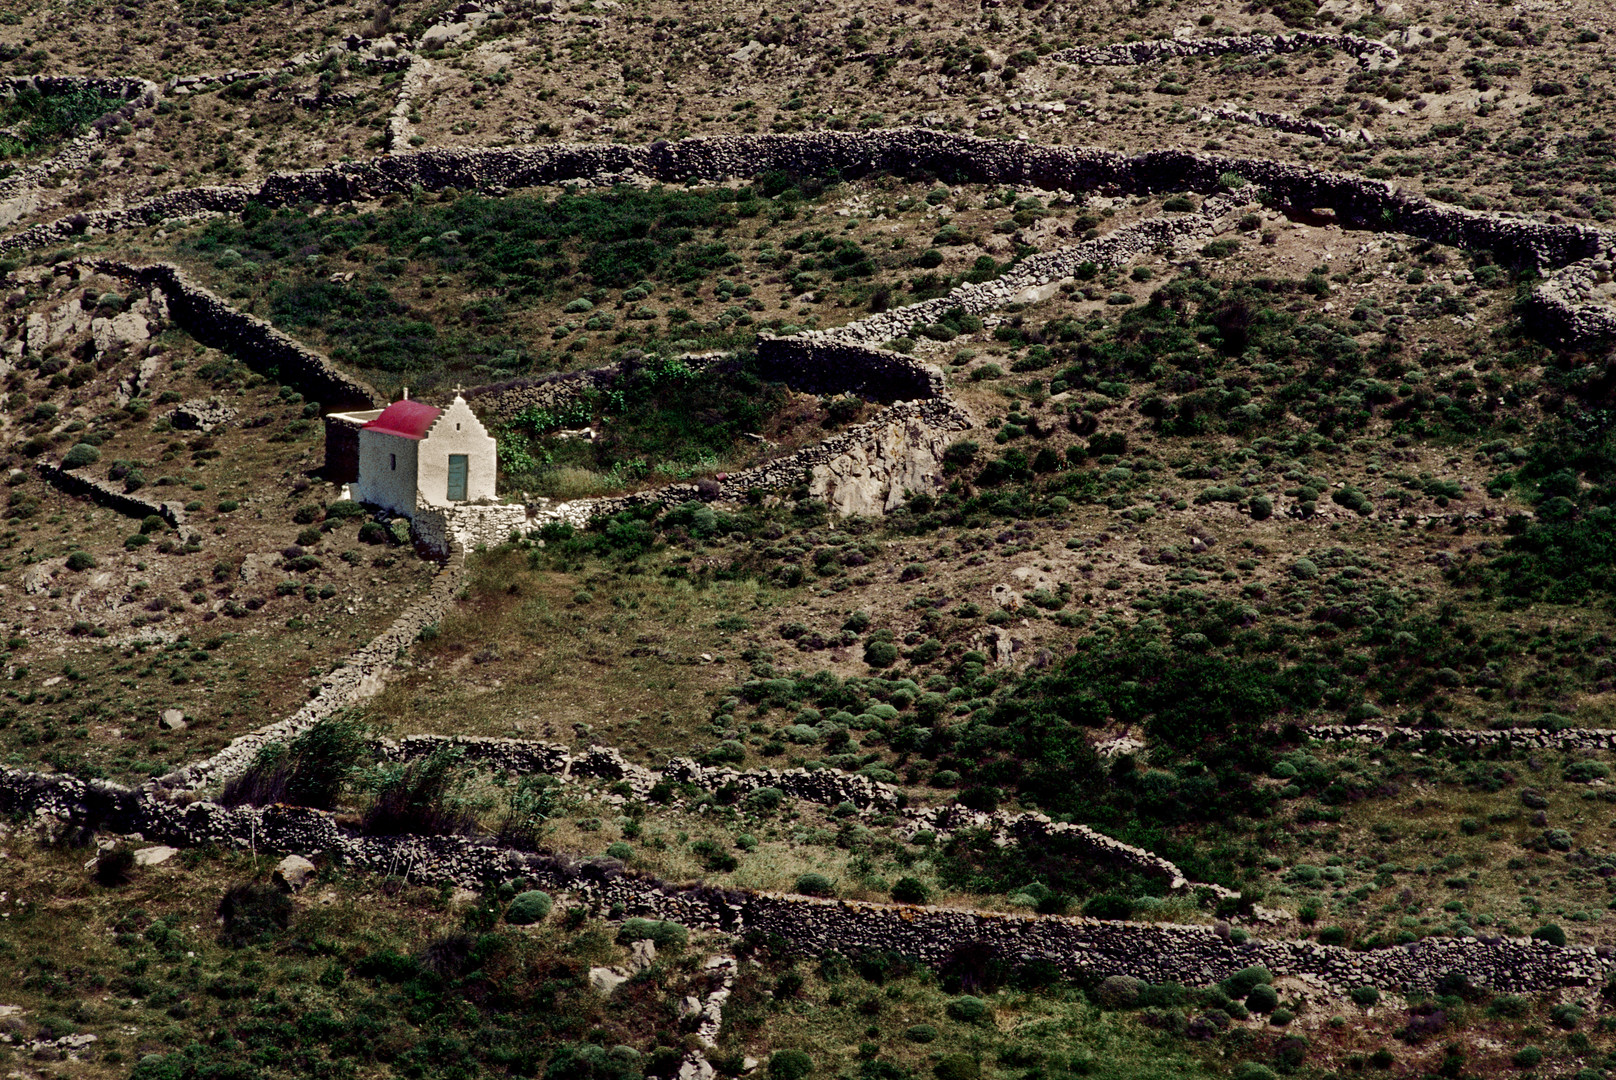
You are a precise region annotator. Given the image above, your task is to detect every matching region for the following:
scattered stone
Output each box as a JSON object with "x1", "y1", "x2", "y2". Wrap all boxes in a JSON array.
[
  {"x1": 133, "y1": 845, "x2": 177, "y2": 866},
  {"x1": 275, "y1": 854, "x2": 317, "y2": 890},
  {"x1": 589, "y1": 966, "x2": 629, "y2": 995},
  {"x1": 170, "y1": 398, "x2": 238, "y2": 432},
  {"x1": 160, "y1": 709, "x2": 187, "y2": 731}
]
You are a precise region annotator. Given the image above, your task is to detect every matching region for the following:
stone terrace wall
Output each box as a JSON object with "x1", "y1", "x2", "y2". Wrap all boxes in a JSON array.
[
  {"x1": 411, "y1": 499, "x2": 528, "y2": 557},
  {"x1": 3, "y1": 130, "x2": 1606, "y2": 298},
  {"x1": 154, "y1": 556, "x2": 469, "y2": 794},
  {"x1": 1046, "y1": 31, "x2": 1400, "y2": 70},
  {"x1": 814, "y1": 190, "x2": 1244, "y2": 348},
  {"x1": 1304, "y1": 723, "x2": 1616, "y2": 752},
  {"x1": 371, "y1": 734, "x2": 902, "y2": 810},
  {"x1": 574, "y1": 397, "x2": 971, "y2": 520},
  {"x1": 901, "y1": 805, "x2": 1221, "y2": 895},
  {"x1": 0, "y1": 765, "x2": 1605, "y2": 993},
  {"x1": 36, "y1": 459, "x2": 190, "y2": 533},
  {"x1": 1, "y1": 75, "x2": 162, "y2": 108},
  {"x1": 753, "y1": 337, "x2": 945, "y2": 399},
  {"x1": 3, "y1": 132, "x2": 1611, "y2": 343},
  {"x1": 89, "y1": 261, "x2": 381, "y2": 411},
  {"x1": 463, "y1": 362, "x2": 626, "y2": 425}
]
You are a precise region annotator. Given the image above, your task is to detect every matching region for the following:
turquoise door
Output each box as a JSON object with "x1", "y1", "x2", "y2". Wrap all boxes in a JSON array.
[{"x1": 447, "y1": 454, "x2": 468, "y2": 501}]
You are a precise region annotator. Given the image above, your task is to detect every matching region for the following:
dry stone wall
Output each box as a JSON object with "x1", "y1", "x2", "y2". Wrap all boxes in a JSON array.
[
  {"x1": 753, "y1": 337, "x2": 945, "y2": 399},
  {"x1": 5, "y1": 131, "x2": 1612, "y2": 341},
  {"x1": 1, "y1": 75, "x2": 161, "y2": 107},
  {"x1": 1044, "y1": 31, "x2": 1400, "y2": 70},
  {"x1": 0, "y1": 764, "x2": 1606, "y2": 994},
  {"x1": 1304, "y1": 723, "x2": 1616, "y2": 752},
  {"x1": 155, "y1": 556, "x2": 469, "y2": 795},
  {"x1": 411, "y1": 498, "x2": 529, "y2": 556},
  {"x1": 1196, "y1": 103, "x2": 1367, "y2": 144},
  {"x1": 811, "y1": 190, "x2": 1246, "y2": 349},
  {"x1": 88, "y1": 260, "x2": 381, "y2": 411},
  {"x1": 35, "y1": 459, "x2": 190, "y2": 534}
]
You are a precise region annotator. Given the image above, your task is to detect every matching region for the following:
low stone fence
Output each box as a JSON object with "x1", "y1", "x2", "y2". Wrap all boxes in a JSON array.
[
  {"x1": 576, "y1": 397, "x2": 971, "y2": 520},
  {"x1": 753, "y1": 337, "x2": 945, "y2": 399},
  {"x1": 410, "y1": 498, "x2": 529, "y2": 557},
  {"x1": 1196, "y1": 103, "x2": 1365, "y2": 145},
  {"x1": 154, "y1": 555, "x2": 469, "y2": 794},
  {"x1": 812, "y1": 190, "x2": 1245, "y2": 349},
  {"x1": 1, "y1": 75, "x2": 161, "y2": 107},
  {"x1": 370, "y1": 734, "x2": 902, "y2": 810},
  {"x1": 0, "y1": 765, "x2": 1605, "y2": 993},
  {"x1": 1524, "y1": 253, "x2": 1616, "y2": 346},
  {"x1": 1304, "y1": 723, "x2": 1616, "y2": 752},
  {"x1": 1046, "y1": 30, "x2": 1400, "y2": 70},
  {"x1": 7, "y1": 131, "x2": 1611, "y2": 341},
  {"x1": 88, "y1": 260, "x2": 381, "y2": 411},
  {"x1": 35, "y1": 458, "x2": 190, "y2": 534},
  {"x1": 900, "y1": 805, "x2": 1230, "y2": 897}
]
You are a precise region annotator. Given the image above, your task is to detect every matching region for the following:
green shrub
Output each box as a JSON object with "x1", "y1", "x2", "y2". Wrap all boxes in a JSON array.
[
  {"x1": 746, "y1": 786, "x2": 786, "y2": 811},
  {"x1": 218, "y1": 883, "x2": 292, "y2": 947},
  {"x1": 61, "y1": 442, "x2": 101, "y2": 468},
  {"x1": 891, "y1": 877, "x2": 930, "y2": 905},
  {"x1": 1550, "y1": 1002, "x2": 1584, "y2": 1029},
  {"x1": 905, "y1": 1024, "x2": 937, "y2": 1043},
  {"x1": 1222, "y1": 967, "x2": 1273, "y2": 997},
  {"x1": 1084, "y1": 893, "x2": 1134, "y2": 920},
  {"x1": 1248, "y1": 495, "x2": 1273, "y2": 520},
  {"x1": 221, "y1": 717, "x2": 366, "y2": 810},
  {"x1": 1233, "y1": 1065, "x2": 1277, "y2": 1080},
  {"x1": 326, "y1": 499, "x2": 366, "y2": 519},
  {"x1": 794, "y1": 873, "x2": 836, "y2": 897},
  {"x1": 945, "y1": 996, "x2": 990, "y2": 1023},
  {"x1": 1532, "y1": 923, "x2": 1567, "y2": 947},
  {"x1": 1245, "y1": 984, "x2": 1279, "y2": 1013},
  {"x1": 617, "y1": 918, "x2": 688, "y2": 950},
  {"x1": 93, "y1": 847, "x2": 135, "y2": 886},
  {"x1": 1512, "y1": 1046, "x2": 1543, "y2": 1068},
  {"x1": 1095, "y1": 975, "x2": 1142, "y2": 1008},
  {"x1": 1349, "y1": 985, "x2": 1380, "y2": 1007},
  {"x1": 505, "y1": 890, "x2": 553, "y2": 925},
  {"x1": 768, "y1": 1050, "x2": 813, "y2": 1080},
  {"x1": 1316, "y1": 925, "x2": 1347, "y2": 945},
  {"x1": 933, "y1": 1055, "x2": 979, "y2": 1080},
  {"x1": 360, "y1": 747, "x2": 476, "y2": 836},
  {"x1": 606, "y1": 841, "x2": 633, "y2": 860},
  {"x1": 864, "y1": 640, "x2": 899, "y2": 668},
  {"x1": 65, "y1": 550, "x2": 96, "y2": 571}
]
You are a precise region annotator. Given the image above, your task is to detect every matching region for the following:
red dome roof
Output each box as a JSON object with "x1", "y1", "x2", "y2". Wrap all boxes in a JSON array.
[{"x1": 363, "y1": 399, "x2": 442, "y2": 440}]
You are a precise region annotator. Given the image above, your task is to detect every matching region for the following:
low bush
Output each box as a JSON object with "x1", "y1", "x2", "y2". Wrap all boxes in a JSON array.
[
  {"x1": 617, "y1": 918, "x2": 688, "y2": 950},
  {"x1": 891, "y1": 877, "x2": 930, "y2": 905},
  {"x1": 794, "y1": 872, "x2": 836, "y2": 897},
  {"x1": 360, "y1": 747, "x2": 476, "y2": 836},
  {"x1": 221, "y1": 717, "x2": 366, "y2": 810},
  {"x1": 61, "y1": 442, "x2": 101, "y2": 468},
  {"x1": 946, "y1": 995, "x2": 991, "y2": 1023},
  {"x1": 933, "y1": 1055, "x2": 979, "y2": 1080},
  {"x1": 769, "y1": 1050, "x2": 814, "y2": 1080},
  {"x1": 93, "y1": 847, "x2": 134, "y2": 886},
  {"x1": 505, "y1": 890, "x2": 553, "y2": 925},
  {"x1": 218, "y1": 883, "x2": 292, "y2": 947}
]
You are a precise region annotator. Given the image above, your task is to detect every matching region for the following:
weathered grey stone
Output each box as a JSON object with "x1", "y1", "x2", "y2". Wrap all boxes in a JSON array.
[
  {"x1": 133, "y1": 845, "x2": 177, "y2": 866},
  {"x1": 275, "y1": 854, "x2": 317, "y2": 890},
  {"x1": 170, "y1": 399, "x2": 237, "y2": 432}
]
